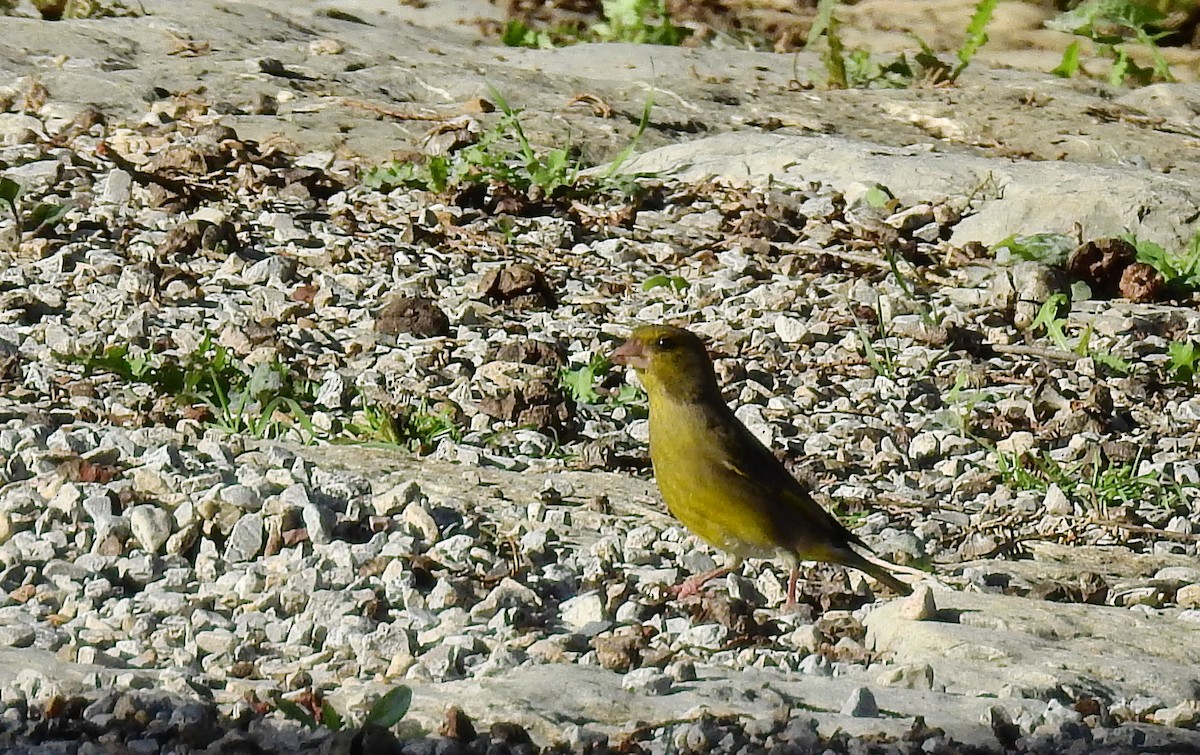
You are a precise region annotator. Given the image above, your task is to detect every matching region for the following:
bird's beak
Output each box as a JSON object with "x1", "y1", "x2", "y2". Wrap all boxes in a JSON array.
[{"x1": 611, "y1": 338, "x2": 649, "y2": 370}]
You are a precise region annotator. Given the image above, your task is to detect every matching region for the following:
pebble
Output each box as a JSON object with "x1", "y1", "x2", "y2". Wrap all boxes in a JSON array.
[
  {"x1": 875, "y1": 663, "x2": 935, "y2": 690},
  {"x1": 560, "y1": 592, "x2": 605, "y2": 629},
  {"x1": 841, "y1": 686, "x2": 879, "y2": 717},
  {"x1": 900, "y1": 585, "x2": 938, "y2": 621},
  {"x1": 127, "y1": 505, "x2": 173, "y2": 555},
  {"x1": 621, "y1": 668, "x2": 673, "y2": 696},
  {"x1": 223, "y1": 514, "x2": 264, "y2": 563}
]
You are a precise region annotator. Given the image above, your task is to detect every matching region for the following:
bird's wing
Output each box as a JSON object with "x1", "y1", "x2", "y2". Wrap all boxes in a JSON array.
[{"x1": 706, "y1": 408, "x2": 868, "y2": 554}]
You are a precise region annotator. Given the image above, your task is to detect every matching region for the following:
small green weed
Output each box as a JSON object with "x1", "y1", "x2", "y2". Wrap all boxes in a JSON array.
[
  {"x1": 64, "y1": 338, "x2": 465, "y2": 452},
  {"x1": 1028, "y1": 294, "x2": 1075, "y2": 353},
  {"x1": 938, "y1": 369, "x2": 1000, "y2": 436},
  {"x1": 0, "y1": 175, "x2": 70, "y2": 235},
  {"x1": 641, "y1": 274, "x2": 689, "y2": 293},
  {"x1": 391, "y1": 402, "x2": 463, "y2": 454},
  {"x1": 996, "y1": 230, "x2": 1200, "y2": 295},
  {"x1": 277, "y1": 685, "x2": 411, "y2": 733},
  {"x1": 363, "y1": 89, "x2": 653, "y2": 200},
  {"x1": 360, "y1": 157, "x2": 451, "y2": 194},
  {"x1": 501, "y1": 0, "x2": 688, "y2": 49},
  {"x1": 995, "y1": 447, "x2": 1191, "y2": 513},
  {"x1": 361, "y1": 91, "x2": 577, "y2": 196},
  {"x1": 809, "y1": 0, "x2": 996, "y2": 88},
  {"x1": 61, "y1": 337, "x2": 319, "y2": 441},
  {"x1": 562, "y1": 354, "x2": 647, "y2": 415},
  {"x1": 1167, "y1": 341, "x2": 1199, "y2": 383},
  {"x1": 501, "y1": 20, "x2": 564, "y2": 49},
  {"x1": 1028, "y1": 294, "x2": 1130, "y2": 373},
  {"x1": 1047, "y1": 0, "x2": 1175, "y2": 86},
  {"x1": 1124, "y1": 232, "x2": 1200, "y2": 290},
  {"x1": 952, "y1": 0, "x2": 999, "y2": 82},
  {"x1": 593, "y1": 0, "x2": 689, "y2": 45},
  {"x1": 851, "y1": 301, "x2": 897, "y2": 379},
  {"x1": 992, "y1": 232, "x2": 1076, "y2": 266},
  {"x1": 562, "y1": 356, "x2": 609, "y2": 405}
]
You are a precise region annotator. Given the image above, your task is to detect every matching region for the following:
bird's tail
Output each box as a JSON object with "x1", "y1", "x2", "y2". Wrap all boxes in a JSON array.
[{"x1": 841, "y1": 549, "x2": 913, "y2": 596}]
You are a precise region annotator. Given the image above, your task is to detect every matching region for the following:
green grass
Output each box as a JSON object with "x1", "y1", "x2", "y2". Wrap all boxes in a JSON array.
[
  {"x1": 0, "y1": 175, "x2": 70, "y2": 235},
  {"x1": 809, "y1": 0, "x2": 997, "y2": 88},
  {"x1": 501, "y1": 0, "x2": 688, "y2": 49},
  {"x1": 1028, "y1": 294, "x2": 1130, "y2": 373},
  {"x1": 362, "y1": 88, "x2": 655, "y2": 200},
  {"x1": 60, "y1": 337, "x2": 464, "y2": 452},
  {"x1": 995, "y1": 446, "x2": 1192, "y2": 514},
  {"x1": 1047, "y1": 0, "x2": 1176, "y2": 86}
]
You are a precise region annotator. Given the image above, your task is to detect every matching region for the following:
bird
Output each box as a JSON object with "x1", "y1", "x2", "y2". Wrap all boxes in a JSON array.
[{"x1": 611, "y1": 324, "x2": 912, "y2": 605}]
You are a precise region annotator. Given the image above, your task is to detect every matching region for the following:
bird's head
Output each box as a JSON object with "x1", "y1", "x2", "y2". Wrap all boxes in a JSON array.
[{"x1": 611, "y1": 325, "x2": 720, "y2": 402}]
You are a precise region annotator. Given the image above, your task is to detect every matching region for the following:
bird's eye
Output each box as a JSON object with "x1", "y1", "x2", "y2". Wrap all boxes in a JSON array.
[{"x1": 655, "y1": 336, "x2": 675, "y2": 350}]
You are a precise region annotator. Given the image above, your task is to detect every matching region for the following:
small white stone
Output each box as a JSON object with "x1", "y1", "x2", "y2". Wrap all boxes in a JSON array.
[
  {"x1": 128, "y1": 504, "x2": 173, "y2": 555},
  {"x1": 1043, "y1": 484, "x2": 1072, "y2": 515},
  {"x1": 774, "y1": 315, "x2": 809, "y2": 344},
  {"x1": 621, "y1": 667, "x2": 672, "y2": 696},
  {"x1": 560, "y1": 591, "x2": 605, "y2": 629},
  {"x1": 996, "y1": 431, "x2": 1036, "y2": 456}
]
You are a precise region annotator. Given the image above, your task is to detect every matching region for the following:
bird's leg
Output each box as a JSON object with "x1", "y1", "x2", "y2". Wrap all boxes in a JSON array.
[{"x1": 786, "y1": 564, "x2": 799, "y2": 608}]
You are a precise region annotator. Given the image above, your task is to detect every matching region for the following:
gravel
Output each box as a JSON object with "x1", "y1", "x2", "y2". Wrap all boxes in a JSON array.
[{"x1": 2, "y1": 38, "x2": 1200, "y2": 755}]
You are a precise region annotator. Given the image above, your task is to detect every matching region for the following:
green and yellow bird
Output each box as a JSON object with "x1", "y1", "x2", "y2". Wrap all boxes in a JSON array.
[{"x1": 611, "y1": 324, "x2": 912, "y2": 604}]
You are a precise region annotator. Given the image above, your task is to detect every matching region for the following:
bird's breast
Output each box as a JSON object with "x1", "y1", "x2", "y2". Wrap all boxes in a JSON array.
[{"x1": 647, "y1": 399, "x2": 782, "y2": 558}]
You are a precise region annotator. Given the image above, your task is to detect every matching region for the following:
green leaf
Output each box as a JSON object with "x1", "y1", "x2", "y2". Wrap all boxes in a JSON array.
[
  {"x1": 823, "y1": 14, "x2": 848, "y2": 88},
  {"x1": 426, "y1": 156, "x2": 450, "y2": 193},
  {"x1": 1127, "y1": 231, "x2": 1200, "y2": 289},
  {"x1": 1046, "y1": 0, "x2": 1165, "y2": 37},
  {"x1": 365, "y1": 685, "x2": 413, "y2": 728},
  {"x1": 321, "y1": 701, "x2": 344, "y2": 731},
  {"x1": 561, "y1": 364, "x2": 601, "y2": 404},
  {"x1": 952, "y1": 0, "x2": 998, "y2": 81},
  {"x1": 0, "y1": 176, "x2": 20, "y2": 216},
  {"x1": 275, "y1": 699, "x2": 317, "y2": 729},
  {"x1": 1051, "y1": 40, "x2": 1081, "y2": 78},
  {"x1": 1091, "y1": 349, "x2": 1130, "y2": 374},
  {"x1": 862, "y1": 185, "x2": 894, "y2": 210},
  {"x1": 501, "y1": 20, "x2": 545, "y2": 48},
  {"x1": 1029, "y1": 293, "x2": 1072, "y2": 352},
  {"x1": 1108, "y1": 47, "x2": 1131, "y2": 87},
  {"x1": 26, "y1": 201, "x2": 70, "y2": 232},
  {"x1": 604, "y1": 92, "x2": 654, "y2": 179},
  {"x1": 641, "y1": 274, "x2": 688, "y2": 292},
  {"x1": 808, "y1": 0, "x2": 838, "y2": 49},
  {"x1": 1169, "y1": 340, "x2": 1198, "y2": 382},
  {"x1": 993, "y1": 232, "x2": 1075, "y2": 266}
]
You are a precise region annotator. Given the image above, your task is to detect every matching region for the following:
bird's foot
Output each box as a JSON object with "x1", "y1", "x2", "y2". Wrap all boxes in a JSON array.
[{"x1": 670, "y1": 566, "x2": 733, "y2": 600}]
